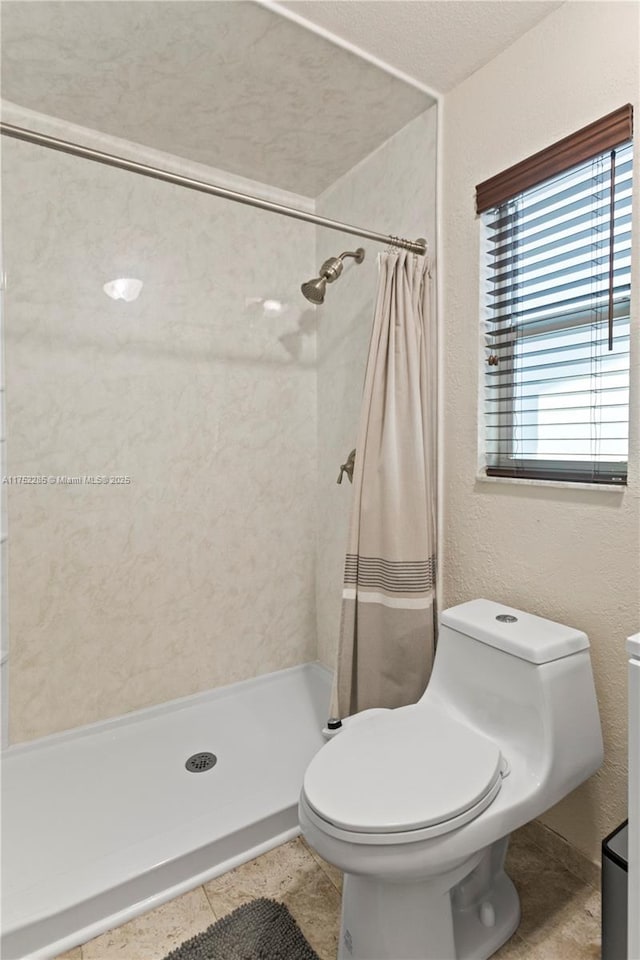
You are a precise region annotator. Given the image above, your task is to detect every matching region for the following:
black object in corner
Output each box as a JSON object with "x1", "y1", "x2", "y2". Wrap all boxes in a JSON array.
[{"x1": 601, "y1": 820, "x2": 628, "y2": 960}]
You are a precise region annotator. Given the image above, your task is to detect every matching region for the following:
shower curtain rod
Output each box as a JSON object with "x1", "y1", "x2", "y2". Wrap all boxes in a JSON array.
[{"x1": 0, "y1": 123, "x2": 427, "y2": 256}]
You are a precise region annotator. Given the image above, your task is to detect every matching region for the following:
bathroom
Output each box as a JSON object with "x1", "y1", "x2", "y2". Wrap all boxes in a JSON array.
[{"x1": 0, "y1": 1, "x2": 638, "y2": 959}]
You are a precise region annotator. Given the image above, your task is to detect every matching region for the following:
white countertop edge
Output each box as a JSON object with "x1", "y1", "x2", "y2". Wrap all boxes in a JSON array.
[{"x1": 627, "y1": 633, "x2": 640, "y2": 658}]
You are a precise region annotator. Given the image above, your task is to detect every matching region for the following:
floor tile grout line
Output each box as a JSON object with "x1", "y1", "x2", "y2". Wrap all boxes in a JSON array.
[
  {"x1": 518, "y1": 825, "x2": 601, "y2": 890},
  {"x1": 201, "y1": 882, "x2": 222, "y2": 921},
  {"x1": 299, "y1": 836, "x2": 343, "y2": 894},
  {"x1": 518, "y1": 836, "x2": 600, "y2": 892},
  {"x1": 511, "y1": 929, "x2": 540, "y2": 957},
  {"x1": 553, "y1": 861, "x2": 599, "y2": 892},
  {"x1": 315, "y1": 859, "x2": 342, "y2": 894}
]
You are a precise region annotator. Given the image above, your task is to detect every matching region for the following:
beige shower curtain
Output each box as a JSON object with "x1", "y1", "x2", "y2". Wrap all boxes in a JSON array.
[{"x1": 332, "y1": 249, "x2": 437, "y2": 719}]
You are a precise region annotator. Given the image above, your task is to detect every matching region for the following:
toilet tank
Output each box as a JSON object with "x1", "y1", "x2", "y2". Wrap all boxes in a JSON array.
[{"x1": 425, "y1": 600, "x2": 603, "y2": 798}]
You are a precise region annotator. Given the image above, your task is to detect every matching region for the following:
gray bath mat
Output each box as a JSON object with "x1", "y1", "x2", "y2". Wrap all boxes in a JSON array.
[{"x1": 163, "y1": 897, "x2": 321, "y2": 960}]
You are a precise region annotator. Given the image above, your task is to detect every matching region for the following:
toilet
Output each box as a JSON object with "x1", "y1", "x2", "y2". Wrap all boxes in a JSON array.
[{"x1": 299, "y1": 599, "x2": 603, "y2": 960}]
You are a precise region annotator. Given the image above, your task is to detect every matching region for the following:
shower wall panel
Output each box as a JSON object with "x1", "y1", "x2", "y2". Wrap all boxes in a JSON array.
[
  {"x1": 3, "y1": 135, "x2": 317, "y2": 742},
  {"x1": 314, "y1": 107, "x2": 438, "y2": 672}
]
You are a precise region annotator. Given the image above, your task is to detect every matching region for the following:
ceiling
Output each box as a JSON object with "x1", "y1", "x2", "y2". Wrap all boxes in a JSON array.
[
  {"x1": 282, "y1": 0, "x2": 565, "y2": 94},
  {"x1": 0, "y1": 0, "x2": 433, "y2": 197}
]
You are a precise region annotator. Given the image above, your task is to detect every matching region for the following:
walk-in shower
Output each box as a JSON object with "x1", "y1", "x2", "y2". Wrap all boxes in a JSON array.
[
  {"x1": 0, "y1": 2, "x2": 438, "y2": 956},
  {"x1": 301, "y1": 248, "x2": 365, "y2": 304}
]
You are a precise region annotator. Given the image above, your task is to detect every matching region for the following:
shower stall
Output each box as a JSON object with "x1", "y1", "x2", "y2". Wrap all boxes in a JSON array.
[{"x1": 0, "y1": 2, "x2": 438, "y2": 956}]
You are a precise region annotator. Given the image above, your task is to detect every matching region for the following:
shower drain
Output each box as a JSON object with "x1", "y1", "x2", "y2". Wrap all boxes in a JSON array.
[{"x1": 185, "y1": 752, "x2": 217, "y2": 773}]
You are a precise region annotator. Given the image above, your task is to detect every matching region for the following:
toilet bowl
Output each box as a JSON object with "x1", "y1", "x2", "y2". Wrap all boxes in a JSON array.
[{"x1": 299, "y1": 599, "x2": 603, "y2": 960}]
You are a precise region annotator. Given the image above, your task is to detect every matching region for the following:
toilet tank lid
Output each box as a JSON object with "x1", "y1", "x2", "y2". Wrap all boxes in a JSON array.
[{"x1": 440, "y1": 599, "x2": 589, "y2": 664}]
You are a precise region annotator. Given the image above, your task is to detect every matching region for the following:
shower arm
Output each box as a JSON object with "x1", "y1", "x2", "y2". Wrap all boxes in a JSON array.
[
  {"x1": 337, "y1": 250, "x2": 365, "y2": 264},
  {"x1": 320, "y1": 248, "x2": 366, "y2": 283}
]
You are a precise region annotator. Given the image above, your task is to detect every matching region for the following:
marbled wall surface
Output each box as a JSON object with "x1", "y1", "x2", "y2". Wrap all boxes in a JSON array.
[
  {"x1": 313, "y1": 108, "x2": 438, "y2": 672},
  {"x1": 1, "y1": 1, "x2": 432, "y2": 196},
  {"x1": 3, "y1": 134, "x2": 318, "y2": 742}
]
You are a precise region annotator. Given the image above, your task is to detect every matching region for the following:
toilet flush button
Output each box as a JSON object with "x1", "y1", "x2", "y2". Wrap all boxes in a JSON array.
[{"x1": 480, "y1": 902, "x2": 496, "y2": 928}]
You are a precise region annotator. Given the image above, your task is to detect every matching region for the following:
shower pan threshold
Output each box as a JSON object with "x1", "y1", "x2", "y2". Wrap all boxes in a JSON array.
[{"x1": 2, "y1": 661, "x2": 331, "y2": 960}]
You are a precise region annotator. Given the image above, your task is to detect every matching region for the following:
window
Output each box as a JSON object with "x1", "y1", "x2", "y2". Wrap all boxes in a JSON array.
[{"x1": 477, "y1": 106, "x2": 633, "y2": 485}]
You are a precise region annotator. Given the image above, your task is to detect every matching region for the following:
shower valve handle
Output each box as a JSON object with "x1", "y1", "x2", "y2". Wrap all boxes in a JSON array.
[{"x1": 337, "y1": 449, "x2": 356, "y2": 485}]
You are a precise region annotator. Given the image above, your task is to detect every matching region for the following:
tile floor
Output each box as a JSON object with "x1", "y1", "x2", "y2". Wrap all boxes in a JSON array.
[{"x1": 55, "y1": 827, "x2": 600, "y2": 960}]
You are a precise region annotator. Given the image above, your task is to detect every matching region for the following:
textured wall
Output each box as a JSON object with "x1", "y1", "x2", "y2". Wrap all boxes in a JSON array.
[
  {"x1": 0, "y1": 231, "x2": 7, "y2": 747},
  {"x1": 441, "y1": 1, "x2": 640, "y2": 862},
  {"x1": 314, "y1": 108, "x2": 438, "y2": 672},
  {"x1": 3, "y1": 133, "x2": 318, "y2": 742}
]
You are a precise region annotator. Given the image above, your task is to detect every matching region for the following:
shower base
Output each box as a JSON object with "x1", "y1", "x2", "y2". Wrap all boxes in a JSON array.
[{"x1": 1, "y1": 662, "x2": 331, "y2": 960}]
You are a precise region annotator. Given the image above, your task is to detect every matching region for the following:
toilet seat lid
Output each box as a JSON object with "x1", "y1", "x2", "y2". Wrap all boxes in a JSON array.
[{"x1": 303, "y1": 704, "x2": 503, "y2": 835}]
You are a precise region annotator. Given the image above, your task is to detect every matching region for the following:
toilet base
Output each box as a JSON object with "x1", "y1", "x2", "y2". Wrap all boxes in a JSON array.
[{"x1": 337, "y1": 842, "x2": 521, "y2": 960}]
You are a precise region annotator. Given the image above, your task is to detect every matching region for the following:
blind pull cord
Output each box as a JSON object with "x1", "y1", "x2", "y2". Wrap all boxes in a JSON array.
[{"x1": 608, "y1": 148, "x2": 617, "y2": 351}]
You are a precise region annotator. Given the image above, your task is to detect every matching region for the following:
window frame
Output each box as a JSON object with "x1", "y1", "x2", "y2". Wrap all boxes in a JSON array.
[{"x1": 477, "y1": 108, "x2": 633, "y2": 487}]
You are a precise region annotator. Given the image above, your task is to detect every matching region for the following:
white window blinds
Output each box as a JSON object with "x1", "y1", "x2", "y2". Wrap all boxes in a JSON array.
[{"x1": 481, "y1": 137, "x2": 632, "y2": 484}]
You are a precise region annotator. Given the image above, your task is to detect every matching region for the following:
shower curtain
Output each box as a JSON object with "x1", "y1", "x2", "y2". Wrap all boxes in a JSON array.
[{"x1": 332, "y1": 249, "x2": 436, "y2": 719}]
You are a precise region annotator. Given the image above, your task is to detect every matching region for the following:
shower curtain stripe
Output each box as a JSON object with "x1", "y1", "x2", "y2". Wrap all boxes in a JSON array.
[
  {"x1": 344, "y1": 554, "x2": 435, "y2": 591},
  {"x1": 341, "y1": 590, "x2": 434, "y2": 610}
]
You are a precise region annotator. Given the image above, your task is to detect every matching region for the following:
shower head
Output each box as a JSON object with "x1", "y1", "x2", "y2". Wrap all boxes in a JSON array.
[
  {"x1": 301, "y1": 276, "x2": 328, "y2": 305},
  {"x1": 301, "y1": 248, "x2": 365, "y2": 304}
]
